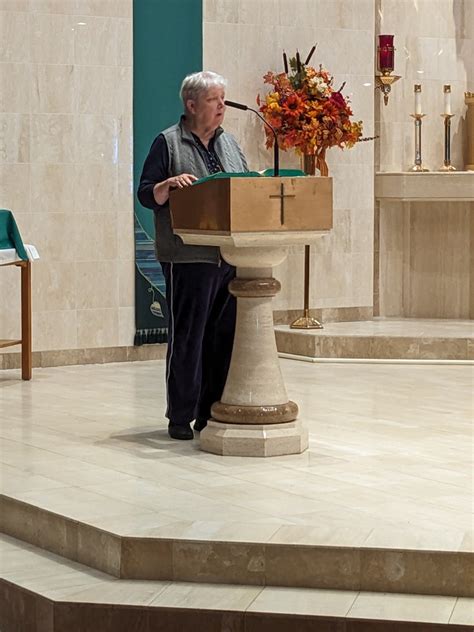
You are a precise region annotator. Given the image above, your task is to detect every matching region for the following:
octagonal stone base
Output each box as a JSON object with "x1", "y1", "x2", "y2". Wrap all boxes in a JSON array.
[{"x1": 200, "y1": 419, "x2": 308, "y2": 457}]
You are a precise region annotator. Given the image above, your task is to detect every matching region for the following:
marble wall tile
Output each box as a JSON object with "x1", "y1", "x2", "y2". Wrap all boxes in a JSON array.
[
  {"x1": 203, "y1": 22, "x2": 241, "y2": 89},
  {"x1": 0, "y1": 265, "x2": 21, "y2": 337},
  {"x1": 26, "y1": 212, "x2": 77, "y2": 261},
  {"x1": 118, "y1": 261, "x2": 134, "y2": 308},
  {"x1": 0, "y1": 113, "x2": 30, "y2": 163},
  {"x1": 75, "y1": 261, "x2": 118, "y2": 309},
  {"x1": 205, "y1": 0, "x2": 239, "y2": 23},
  {"x1": 74, "y1": 15, "x2": 117, "y2": 65},
  {"x1": 0, "y1": 63, "x2": 30, "y2": 113},
  {"x1": 75, "y1": 114, "x2": 119, "y2": 164},
  {"x1": 29, "y1": 12, "x2": 75, "y2": 64},
  {"x1": 31, "y1": 64, "x2": 75, "y2": 114},
  {"x1": 33, "y1": 309, "x2": 78, "y2": 351},
  {"x1": 29, "y1": 0, "x2": 81, "y2": 14},
  {"x1": 74, "y1": 163, "x2": 118, "y2": 212},
  {"x1": 116, "y1": 210, "x2": 134, "y2": 260},
  {"x1": 116, "y1": 18, "x2": 132, "y2": 66},
  {"x1": 76, "y1": 307, "x2": 119, "y2": 348},
  {"x1": 30, "y1": 164, "x2": 76, "y2": 213},
  {"x1": 0, "y1": 164, "x2": 31, "y2": 212},
  {"x1": 239, "y1": 0, "x2": 280, "y2": 26},
  {"x1": 30, "y1": 114, "x2": 74, "y2": 163},
  {"x1": 76, "y1": 66, "x2": 121, "y2": 115},
  {"x1": 32, "y1": 261, "x2": 76, "y2": 311},
  {"x1": 118, "y1": 115, "x2": 132, "y2": 164},
  {"x1": 118, "y1": 306, "x2": 134, "y2": 346},
  {"x1": 117, "y1": 162, "x2": 133, "y2": 212},
  {"x1": 73, "y1": 0, "x2": 131, "y2": 18},
  {"x1": 71, "y1": 212, "x2": 118, "y2": 261},
  {"x1": 0, "y1": 0, "x2": 29, "y2": 9},
  {"x1": 0, "y1": 11, "x2": 29, "y2": 62}
]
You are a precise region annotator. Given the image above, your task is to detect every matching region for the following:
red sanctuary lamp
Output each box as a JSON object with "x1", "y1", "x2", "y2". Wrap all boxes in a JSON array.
[{"x1": 375, "y1": 34, "x2": 401, "y2": 105}]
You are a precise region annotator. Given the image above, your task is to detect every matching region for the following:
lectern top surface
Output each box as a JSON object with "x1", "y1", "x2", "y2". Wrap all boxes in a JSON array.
[{"x1": 194, "y1": 169, "x2": 306, "y2": 185}]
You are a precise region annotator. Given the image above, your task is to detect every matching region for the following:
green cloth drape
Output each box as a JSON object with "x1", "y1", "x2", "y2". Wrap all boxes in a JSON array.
[{"x1": 0, "y1": 210, "x2": 28, "y2": 260}]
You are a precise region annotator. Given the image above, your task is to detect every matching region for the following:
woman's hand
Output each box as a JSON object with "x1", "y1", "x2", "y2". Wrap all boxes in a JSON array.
[
  {"x1": 168, "y1": 173, "x2": 198, "y2": 189},
  {"x1": 153, "y1": 173, "x2": 198, "y2": 205}
]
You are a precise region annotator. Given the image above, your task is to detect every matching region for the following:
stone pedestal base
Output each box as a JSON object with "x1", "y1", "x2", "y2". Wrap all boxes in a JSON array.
[{"x1": 200, "y1": 419, "x2": 308, "y2": 457}]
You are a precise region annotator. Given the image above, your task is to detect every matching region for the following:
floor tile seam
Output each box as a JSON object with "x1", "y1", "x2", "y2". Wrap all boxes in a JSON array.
[
  {"x1": 0, "y1": 434, "x2": 85, "y2": 461},
  {"x1": 241, "y1": 584, "x2": 266, "y2": 614},
  {"x1": 447, "y1": 597, "x2": 460, "y2": 624}
]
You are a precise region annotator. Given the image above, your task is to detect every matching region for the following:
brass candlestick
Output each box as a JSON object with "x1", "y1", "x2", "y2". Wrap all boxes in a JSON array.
[
  {"x1": 409, "y1": 113, "x2": 429, "y2": 172},
  {"x1": 465, "y1": 92, "x2": 474, "y2": 171},
  {"x1": 290, "y1": 153, "x2": 324, "y2": 330},
  {"x1": 439, "y1": 113, "x2": 456, "y2": 171}
]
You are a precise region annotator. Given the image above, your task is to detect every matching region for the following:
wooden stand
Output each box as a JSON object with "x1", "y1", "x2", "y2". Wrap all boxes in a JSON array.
[{"x1": 0, "y1": 260, "x2": 32, "y2": 380}]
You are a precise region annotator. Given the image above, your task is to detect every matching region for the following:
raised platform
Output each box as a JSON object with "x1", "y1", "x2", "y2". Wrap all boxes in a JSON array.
[
  {"x1": 0, "y1": 359, "x2": 473, "y2": 628},
  {"x1": 275, "y1": 319, "x2": 474, "y2": 360},
  {"x1": 1, "y1": 534, "x2": 472, "y2": 632}
]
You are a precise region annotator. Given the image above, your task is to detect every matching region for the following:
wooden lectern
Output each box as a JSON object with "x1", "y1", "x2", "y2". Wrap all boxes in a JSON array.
[{"x1": 170, "y1": 176, "x2": 333, "y2": 457}]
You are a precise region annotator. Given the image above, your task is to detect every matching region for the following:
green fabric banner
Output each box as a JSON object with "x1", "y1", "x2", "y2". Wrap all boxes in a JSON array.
[
  {"x1": 133, "y1": 0, "x2": 202, "y2": 345},
  {"x1": 0, "y1": 210, "x2": 28, "y2": 260}
]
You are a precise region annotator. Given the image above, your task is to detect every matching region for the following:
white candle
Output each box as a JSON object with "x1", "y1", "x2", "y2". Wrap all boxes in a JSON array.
[
  {"x1": 414, "y1": 85, "x2": 422, "y2": 115},
  {"x1": 444, "y1": 85, "x2": 452, "y2": 115}
]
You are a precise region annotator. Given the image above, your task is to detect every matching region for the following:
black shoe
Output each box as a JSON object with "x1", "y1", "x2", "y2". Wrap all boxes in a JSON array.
[
  {"x1": 194, "y1": 418, "x2": 208, "y2": 432},
  {"x1": 168, "y1": 422, "x2": 194, "y2": 440}
]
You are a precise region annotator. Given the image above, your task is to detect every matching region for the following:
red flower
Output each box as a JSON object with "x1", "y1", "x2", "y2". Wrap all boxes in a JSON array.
[{"x1": 330, "y1": 91, "x2": 346, "y2": 109}]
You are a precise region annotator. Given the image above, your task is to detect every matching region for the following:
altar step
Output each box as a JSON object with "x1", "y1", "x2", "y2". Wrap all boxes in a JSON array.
[
  {"x1": 275, "y1": 319, "x2": 474, "y2": 361},
  {"x1": 1, "y1": 495, "x2": 472, "y2": 600},
  {"x1": 1, "y1": 534, "x2": 473, "y2": 632}
]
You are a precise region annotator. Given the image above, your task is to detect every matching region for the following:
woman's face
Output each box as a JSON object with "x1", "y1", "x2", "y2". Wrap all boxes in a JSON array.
[{"x1": 187, "y1": 86, "x2": 226, "y2": 131}]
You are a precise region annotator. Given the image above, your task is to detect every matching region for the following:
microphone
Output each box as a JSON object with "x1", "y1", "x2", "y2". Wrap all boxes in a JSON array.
[{"x1": 224, "y1": 100, "x2": 279, "y2": 177}]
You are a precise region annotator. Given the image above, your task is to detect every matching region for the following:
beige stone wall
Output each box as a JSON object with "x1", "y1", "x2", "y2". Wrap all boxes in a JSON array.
[
  {"x1": 377, "y1": 0, "x2": 473, "y2": 172},
  {"x1": 204, "y1": 0, "x2": 376, "y2": 315},
  {"x1": 375, "y1": 0, "x2": 473, "y2": 319},
  {"x1": 0, "y1": 0, "x2": 134, "y2": 353},
  {"x1": 378, "y1": 200, "x2": 473, "y2": 319}
]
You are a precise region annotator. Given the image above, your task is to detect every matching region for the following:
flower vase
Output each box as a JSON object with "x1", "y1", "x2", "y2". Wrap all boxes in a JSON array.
[
  {"x1": 302, "y1": 149, "x2": 329, "y2": 177},
  {"x1": 290, "y1": 152, "x2": 324, "y2": 330},
  {"x1": 316, "y1": 147, "x2": 329, "y2": 177}
]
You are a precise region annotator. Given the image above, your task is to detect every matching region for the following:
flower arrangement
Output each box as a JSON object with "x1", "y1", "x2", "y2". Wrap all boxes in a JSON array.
[{"x1": 257, "y1": 46, "x2": 365, "y2": 173}]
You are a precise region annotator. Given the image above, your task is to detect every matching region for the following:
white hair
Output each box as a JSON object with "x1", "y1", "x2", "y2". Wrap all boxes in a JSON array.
[{"x1": 180, "y1": 71, "x2": 227, "y2": 110}]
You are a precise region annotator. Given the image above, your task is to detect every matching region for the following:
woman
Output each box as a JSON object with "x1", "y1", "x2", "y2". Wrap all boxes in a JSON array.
[{"x1": 138, "y1": 71, "x2": 248, "y2": 440}]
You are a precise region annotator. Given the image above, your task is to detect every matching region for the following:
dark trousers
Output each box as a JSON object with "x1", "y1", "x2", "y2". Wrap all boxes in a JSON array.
[{"x1": 160, "y1": 261, "x2": 236, "y2": 427}]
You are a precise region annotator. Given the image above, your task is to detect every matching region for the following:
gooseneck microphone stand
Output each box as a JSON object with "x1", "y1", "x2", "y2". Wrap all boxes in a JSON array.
[{"x1": 224, "y1": 100, "x2": 279, "y2": 176}]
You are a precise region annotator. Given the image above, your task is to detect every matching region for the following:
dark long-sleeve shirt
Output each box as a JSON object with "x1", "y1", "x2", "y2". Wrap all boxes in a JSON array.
[{"x1": 137, "y1": 133, "x2": 223, "y2": 211}]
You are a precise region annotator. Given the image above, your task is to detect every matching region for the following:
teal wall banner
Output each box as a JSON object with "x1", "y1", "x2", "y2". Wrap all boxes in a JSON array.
[{"x1": 133, "y1": 0, "x2": 202, "y2": 345}]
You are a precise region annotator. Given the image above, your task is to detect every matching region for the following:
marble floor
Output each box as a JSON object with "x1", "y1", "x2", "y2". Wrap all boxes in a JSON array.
[{"x1": 0, "y1": 358, "x2": 472, "y2": 551}]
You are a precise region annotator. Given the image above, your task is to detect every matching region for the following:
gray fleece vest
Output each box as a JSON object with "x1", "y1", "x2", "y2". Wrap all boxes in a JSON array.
[{"x1": 154, "y1": 118, "x2": 248, "y2": 264}]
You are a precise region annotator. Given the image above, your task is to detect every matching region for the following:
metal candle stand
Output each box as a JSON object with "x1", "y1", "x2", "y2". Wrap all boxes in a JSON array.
[
  {"x1": 409, "y1": 113, "x2": 429, "y2": 172},
  {"x1": 439, "y1": 113, "x2": 456, "y2": 171}
]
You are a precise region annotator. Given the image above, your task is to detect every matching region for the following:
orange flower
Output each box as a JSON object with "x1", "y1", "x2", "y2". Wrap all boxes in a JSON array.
[{"x1": 259, "y1": 56, "x2": 364, "y2": 156}]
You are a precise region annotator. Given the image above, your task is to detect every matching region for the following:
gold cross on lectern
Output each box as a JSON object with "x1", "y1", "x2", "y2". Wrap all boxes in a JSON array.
[{"x1": 269, "y1": 182, "x2": 295, "y2": 225}]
